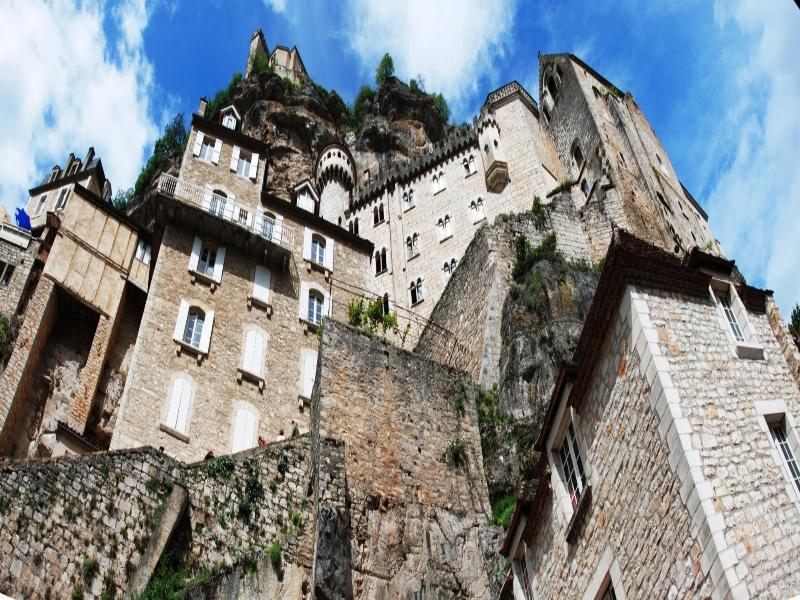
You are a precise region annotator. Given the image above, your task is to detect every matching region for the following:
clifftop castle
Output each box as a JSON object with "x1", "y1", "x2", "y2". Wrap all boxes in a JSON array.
[{"x1": 0, "y1": 29, "x2": 799, "y2": 600}]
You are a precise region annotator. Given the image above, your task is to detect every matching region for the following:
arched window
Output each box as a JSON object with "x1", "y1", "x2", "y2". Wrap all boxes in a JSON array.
[
  {"x1": 470, "y1": 198, "x2": 485, "y2": 223},
  {"x1": 262, "y1": 211, "x2": 276, "y2": 240},
  {"x1": 572, "y1": 144, "x2": 584, "y2": 169},
  {"x1": 443, "y1": 262, "x2": 452, "y2": 281},
  {"x1": 403, "y1": 190, "x2": 414, "y2": 210},
  {"x1": 307, "y1": 290, "x2": 324, "y2": 325},
  {"x1": 165, "y1": 375, "x2": 193, "y2": 433},
  {"x1": 432, "y1": 174, "x2": 439, "y2": 194},
  {"x1": 183, "y1": 308, "x2": 205, "y2": 349},
  {"x1": 375, "y1": 248, "x2": 388, "y2": 275},
  {"x1": 354, "y1": 218, "x2": 359, "y2": 235},
  {"x1": 439, "y1": 215, "x2": 452, "y2": 241},
  {"x1": 546, "y1": 75, "x2": 559, "y2": 101},
  {"x1": 378, "y1": 203, "x2": 385, "y2": 222},
  {"x1": 410, "y1": 278, "x2": 424, "y2": 305},
  {"x1": 349, "y1": 221, "x2": 354, "y2": 234},
  {"x1": 311, "y1": 235, "x2": 326, "y2": 265},
  {"x1": 581, "y1": 179, "x2": 590, "y2": 199},
  {"x1": 463, "y1": 158, "x2": 470, "y2": 176},
  {"x1": 450, "y1": 258, "x2": 457, "y2": 272},
  {"x1": 469, "y1": 155, "x2": 476, "y2": 174},
  {"x1": 406, "y1": 234, "x2": 419, "y2": 259},
  {"x1": 210, "y1": 189, "x2": 227, "y2": 218},
  {"x1": 373, "y1": 207, "x2": 379, "y2": 225}
]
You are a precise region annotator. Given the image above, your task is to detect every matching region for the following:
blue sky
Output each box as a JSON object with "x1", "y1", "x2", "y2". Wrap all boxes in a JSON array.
[{"x1": 0, "y1": 0, "x2": 798, "y2": 316}]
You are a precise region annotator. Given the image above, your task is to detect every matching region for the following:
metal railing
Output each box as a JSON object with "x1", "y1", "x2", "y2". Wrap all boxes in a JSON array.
[{"x1": 157, "y1": 173, "x2": 294, "y2": 251}]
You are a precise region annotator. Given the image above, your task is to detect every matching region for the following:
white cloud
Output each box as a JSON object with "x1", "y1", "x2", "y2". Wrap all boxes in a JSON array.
[
  {"x1": 705, "y1": 0, "x2": 800, "y2": 315},
  {"x1": 0, "y1": 0, "x2": 158, "y2": 214},
  {"x1": 345, "y1": 0, "x2": 517, "y2": 119},
  {"x1": 262, "y1": 0, "x2": 286, "y2": 13}
]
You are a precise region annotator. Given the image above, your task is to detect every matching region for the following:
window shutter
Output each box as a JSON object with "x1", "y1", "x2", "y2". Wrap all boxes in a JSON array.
[
  {"x1": 302, "y1": 228, "x2": 312, "y2": 261},
  {"x1": 212, "y1": 246, "x2": 226, "y2": 283},
  {"x1": 298, "y1": 283, "x2": 308, "y2": 320},
  {"x1": 323, "y1": 292, "x2": 331, "y2": 319},
  {"x1": 199, "y1": 310, "x2": 214, "y2": 354},
  {"x1": 243, "y1": 330, "x2": 256, "y2": 374},
  {"x1": 323, "y1": 237, "x2": 334, "y2": 271},
  {"x1": 211, "y1": 139, "x2": 222, "y2": 164},
  {"x1": 176, "y1": 381, "x2": 191, "y2": 432},
  {"x1": 173, "y1": 299, "x2": 190, "y2": 342},
  {"x1": 245, "y1": 410, "x2": 258, "y2": 448},
  {"x1": 166, "y1": 378, "x2": 184, "y2": 429},
  {"x1": 192, "y1": 132, "x2": 204, "y2": 157},
  {"x1": 249, "y1": 153, "x2": 259, "y2": 179},
  {"x1": 230, "y1": 146, "x2": 240, "y2": 172},
  {"x1": 232, "y1": 408, "x2": 247, "y2": 452},
  {"x1": 203, "y1": 185, "x2": 213, "y2": 212},
  {"x1": 252, "y1": 332, "x2": 264, "y2": 377},
  {"x1": 253, "y1": 265, "x2": 271, "y2": 303},
  {"x1": 302, "y1": 353, "x2": 317, "y2": 398},
  {"x1": 189, "y1": 236, "x2": 201, "y2": 272}
]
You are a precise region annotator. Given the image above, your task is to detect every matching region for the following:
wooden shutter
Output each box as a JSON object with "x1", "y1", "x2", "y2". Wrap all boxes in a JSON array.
[
  {"x1": 298, "y1": 283, "x2": 308, "y2": 319},
  {"x1": 199, "y1": 310, "x2": 214, "y2": 354},
  {"x1": 232, "y1": 407, "x2": 247, "y2": 452},
  {"x1": 252, "y1": 265, "x2": 271, "y2": 303},
  {"x1": 189, "y1": 236, "x2": 202, "y2": 272},
  {"x1": 302, "y1": 353, "x2": 317, "y2": 398},
  {"x1": 173, "y1": 299, "x2": 189, "y2": 342},
  {"x1": 302, "y1": 228, "x2": 312, "y2": 261},
  {"x1": 211, "y1": 138, "x2": 222, "y2": 164},
  {"x1": 192, "y1": 132, "x2": 204, "y2": 157},
  {"x1": 166, "y1": 378, "x2": 184, "y2": 429},
  {"x1": 230, "y1": 145, "x2": 240, "y2": 172},
  {"x1": 323, "y1": 292, "x2": 331, "y2": 319},
  {"x1": 245, "y1": 410, "x2": 257, "y2": 448},
  {"x1": 176, "y1": 380, "x2": 191, "y2": 432},
  {"x1": 243, "y1": 330, "x2": 256, "y2": 373},
  {"x1": 323, "y1": 237, "x2": 334, "y2": 271},
  {"x1": 249, "y1": 153, "x2": 259, "y2": 179},
  {"x1": 212, "y1": 246, "x2": 226, "y2": 283}
]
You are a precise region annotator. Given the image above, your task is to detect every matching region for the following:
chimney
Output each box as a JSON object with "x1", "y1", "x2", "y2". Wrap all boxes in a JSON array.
[{"x1": 198, "y1": 97, "x2": 208, "y2": 117}]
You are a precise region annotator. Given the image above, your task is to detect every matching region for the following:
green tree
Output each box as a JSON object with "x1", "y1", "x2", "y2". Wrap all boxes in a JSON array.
[
  {"x1": 430, "y1": 92, "x2": 450, "y2": 124},
  {"x1": 375, "y1": 53, "x2": 395, "y2": 86},
  {"x1": 132, "y1": 113, "x2": 189, "y2": 199},
  {"x1": 790, "y1": 303, "x2": 800, "y2": 336},
  {"x1": 112, "y1": 188, "x2": 134, "y2": 211}
]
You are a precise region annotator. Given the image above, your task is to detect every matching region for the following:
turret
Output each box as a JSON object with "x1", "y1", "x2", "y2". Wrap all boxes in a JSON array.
[
  {"x1": 246, "y1": 28, "x2": 269, "y2": 77},
  {"x1": 314, "y1": 144, "x2": 355, "y2": 224},
  {"x1": 476, "y1": 110, "x2": 508, "y2": 192}
]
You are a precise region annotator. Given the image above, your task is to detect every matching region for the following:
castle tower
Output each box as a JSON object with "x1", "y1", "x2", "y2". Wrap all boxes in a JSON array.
[
  {"x1": 314, "y1": 144, "x2": 355, "y2": 224},
  {"x1": 476, "y1": 110, "x2": 509, "y2": 192},
  {"x1": 246, "y1": 28, "x2": 269, "y2": 77}
]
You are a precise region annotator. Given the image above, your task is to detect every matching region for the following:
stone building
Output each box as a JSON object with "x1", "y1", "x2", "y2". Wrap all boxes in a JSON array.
[{"x1": 0, "y1": 28, "x2": 799, "y2": 600}]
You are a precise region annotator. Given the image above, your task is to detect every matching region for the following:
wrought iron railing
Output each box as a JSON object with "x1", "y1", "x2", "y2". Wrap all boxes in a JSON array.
[{"x1": 157, "y1": 174, "x2": 294, "y2": 251}]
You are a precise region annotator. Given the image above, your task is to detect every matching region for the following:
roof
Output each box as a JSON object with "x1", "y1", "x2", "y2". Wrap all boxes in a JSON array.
[
  {"x1": 538, "y1": 52, "x2": 622, "y2": 95},
  {"x1": 191, "y1": 114, "x2": 268, "y2": 155}
]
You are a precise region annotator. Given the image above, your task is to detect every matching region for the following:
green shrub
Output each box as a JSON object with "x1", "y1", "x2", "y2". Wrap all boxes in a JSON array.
[
  {"x1": 531, "y1": 196, "x2": 548, "y2": 231},
  {"x1": 71, "y1": 584, "x2": 84, "y2": 600},
  {"x1": 491, "y1": 493, "x2": 517, "y2": 528},
  {"x1": 375, "y1": 53, "x2": 395, "y2": 86},
  {"x1": 430, "y1": 92, "x2": 450, "y2": 123},
  {"x1": 204, "y1": 455, "x2": 235, "y2": 478},
  {"x1": 127, "y1": 112, "x2": 188, "y2": 203},
  {"x1": 249, "y1": 52, "x2": 273, "y2": 77},
  {"x1": 0, "y1": 314, "x2": 20, "y2": 365},
  {"x1": 444, "y1": 438, "x2": 468, "y2": 468},
  {"x1": 81, "y1": 556, "x2": 99, "y2": 586},
  {"x1": 206, "y1": 73, "x2": 243, "y2": 121},
  {"x1": 350, "y1": 84, "x2": 376, "y2": 132},
  {"x1": 268, "y1": 541, "x2": 282, "y2": 569},
  {"x1": 790, "y1": 303, "x2": 800, "y2": 336}
]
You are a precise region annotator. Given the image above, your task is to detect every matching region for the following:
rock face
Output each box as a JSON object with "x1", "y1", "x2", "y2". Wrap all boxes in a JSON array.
[{"x1": 228, "y1": 73, "x2": 448, "y2": 202}]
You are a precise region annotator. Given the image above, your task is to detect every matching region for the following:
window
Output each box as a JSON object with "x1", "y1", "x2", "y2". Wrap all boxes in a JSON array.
[
  {"x1": 300, "y1": 350, "x2": 317, "y2": 399},
  {"x1": 353, "y1": 218, "x2": 359, "y2": 235},
  {"x1": 468, "y1": 155, "x2": 476, "y2": 174},
  {"x1": 375, "y1": 248, "x2": 388, "y2": 274},
  {"x1": 262, "y1": 211, "x2": 277, "y2": 240},
  {"x1": 236, "y1": 150, "x2": 251, "y2": 177},
  {"x1": 199, "y1": 136, "x2": 215, "y2": 162},
  {"x1": 406, "y1": 234, "x2": 419, "y2": 260},
  {"x1": 165, "y1": 376, "x2": 193, "y2": 434},
  {"x1": 599, "y1": 582, "x2": 618, "y2": 600},
  {"x1": 463, "y1": 158, "x2": 470, "y2": 176},
  {"x1": 222, "y1": 114, "x2": 236, "y2": 129},
  {"x1": 0, "y1": 261, "x2": 14, "y2": 286},
  {"x1": 135, "y1": 239, "x2": 152, "y2": 265},
  {"x1": 410, "y1": 278, "x2": 423, "y2": 305},
  {"x1": 382, "y1": 294, "x2": 390, "y2": 315},
  {"x1": 572, "y1": 144, "x2": 584, "y2": 168},
  {"x1": 515, "y1": 556, "x2": 534, "y2": 600},
  {"x1": 242, "y1": 329, "x2": 266, "y2": 378},
  {"x1": 403, "y1": 188, "x2": 415, "y2": 211},
  {"x1": 311, "y1": 235, "x2": 326, "y2": 266},
  {"x1": 470, "y1": 198, "x2": 485, "y2": 223},
  {"x1": 656, "y1": 192, "x2": 673, "y2": 215},
  {"x1": 297, "y1": 189, "x2": 316, "y2": 213},
  {"x1": 546, "y1": 74, "x2": 559, "y2": 102},
  {"x1": 231, "y1": 404, "x2": 259, "y2": 453},
  {"x1": 66, "y1": 161, "x2": 79, "y2": 176},
  {"x1": 581, "y1": 179, "x2": 590, "y2": 198},
  {"x1": 251, "y1": 265, "x2": 271, "y2": 306},
  {"x1": 173, "y1": 300, "x2": 214, "y2": 354},
  {"x1": 483, "y1": 143, "x2": 489, "y2": 155},
  {"x1": 48, "y1": 167, "x2": 59, "y2": 183},
  {"x1": 558, "y1": 422, "x2": 587, "y2": 510},
  {"x1": 373, "y1": 203, "x2": 385, "y2": 225},
  {"x1": 438, "y1": 215, "x2": 452, "y2": 241},
  {"x1": 208, "y1": 189, "x2": 227, "y2": 218},
  {"x1": 307, "y1": 290, "x2": 324, "y2": 325},
  {"x1": 54, "y1": 188, "x2": 70, "y2": 211},
  {"x1": 34, "y1": 194, "x2": 47, "y2": 216},
  {"x1": 189, "y1": 236, "x2": 226, "y2": 284},
  {"x1": 770, "y1": 419, "x2": 800, "y2": 495},
  {"x1": 193, "y1": 132, "x2": 221, "y2": 165},
  {"x1": 432, "y1": 170, "x2": 446, "y2": 193},
  {"x1": 183, "y1": 309, "x2": 205, "y2": 349},
  {"x1": 713, "y1": 288, "x2": 744, "y2": 342},
  {"x1": 443, "y1": 262, "x2": 451, "y2": 282}
]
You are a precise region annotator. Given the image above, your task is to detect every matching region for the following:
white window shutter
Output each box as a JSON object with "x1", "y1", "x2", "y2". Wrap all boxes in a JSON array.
[
  {"x1": 230, "y1": 146, "x2": 240, "y2": 172},
  {"x1": 189, "y1": 236, "x2": 201, "y2": 272},
  {"x1": 232, "y1": 408, "x2": 247, "y2": 452},
  {"x1": 193, "y1": 132, "x2": 204, "y2": 157},
  {"x1": 211, "y1": 139, "x2": 222, "y2": 164},
  {"x1": 253, "y1": 265, "x2": 271, "y2": 303},
  {"x1": 323, "y1": 237, "x2": 334, "y2": 271},
  {"x1": 302, "y1": 353, "x2": 317, "y2": 398},
  {"x1": 199, "y1": 310, "x2": 214, "y2": 354},
  {"x1": 243, "y1": 330, "x2": 256, "y2": 373},
  {"x1": 212, "y1": 246, "x2": 226, "y2": 283},
  {"x1": 298, "y1": 282, "x2": 308, "y2": 320},
  {"x1": 302, "y1": 228, "x2": 312, "y2": 261},
  {"x1": 246, "y1": 410, "x2": 258, "y2": 447},
  {"x1": 177, "y1": 381, "x2": 191, "y2": 432},
  {"x1": 252, "y1": 332, "x2": 264, "y2": 377},
  {"x1": 173, "y1": 299, "x2": 190, "y2": 342},
  {"x1": 323, "y1": 292, "x2": 331, "y2": 319},
  {"x1": 249, "y1": 153, "x2": 259, "y2": 179},
  {"x1": 166, "y1": 378, "x2": 184, "y2": 429}
]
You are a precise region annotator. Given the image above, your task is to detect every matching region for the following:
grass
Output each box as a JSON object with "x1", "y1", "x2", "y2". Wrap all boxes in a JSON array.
[
  {"x1": 491, "y1": 493, "x2": 518, "y2": 528},
  {"x1": 444, "y1": 438, "x2": 469, "y2": 468}
]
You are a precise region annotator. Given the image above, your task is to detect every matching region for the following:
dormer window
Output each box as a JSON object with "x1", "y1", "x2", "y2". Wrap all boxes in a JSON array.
[
  {"x1": 66, "y1": 161, "x2": 79, "y2": 176},
  {"x1": 222, "y1": 114, "x2": 236, "y2": 129},
  {"x1": 34, "y1": 194, "x2": 48, "y2": 216},
  {"x1": 220, "y1": 105, "x2": 241, "y2": 130},
  {"x1": 48, "y1": 167, "x2": 59, "y2": 183}
]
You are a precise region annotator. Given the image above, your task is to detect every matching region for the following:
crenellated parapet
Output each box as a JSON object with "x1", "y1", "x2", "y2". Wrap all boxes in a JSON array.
[{"x1": 315, "y1": 143, "x2": 356, "y2": 194}]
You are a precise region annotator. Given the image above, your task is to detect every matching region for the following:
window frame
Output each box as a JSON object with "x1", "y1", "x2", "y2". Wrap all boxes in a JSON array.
[
  {"x1": 161, "y1": 374, "x2": 194, "y2": 442},
  {"x1": 709, "y1": 279, "x2": 764, "y2": 359},
  {"x1": 198, "y1": 135, "x2": 216, "y2": 162},
  {"x1": 410, "y1": 278, "x2": 424, "y2": 306},
  {"x1": 310, "y1": 235, "x2": 326, "y2": 266},
  {"x1": 756, "y1": 401, "x2": 800, "y2": 505},
  {"x1": 0, "y1": 261, "x2": 14, "y2": 286}
]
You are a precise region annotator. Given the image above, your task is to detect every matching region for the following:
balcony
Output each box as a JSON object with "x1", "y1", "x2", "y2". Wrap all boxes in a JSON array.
[{"x1": 156, "y1": 174, "x2": 294, "y2": 252}]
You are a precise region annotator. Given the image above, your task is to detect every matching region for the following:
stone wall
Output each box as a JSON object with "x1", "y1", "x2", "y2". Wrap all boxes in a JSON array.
[
  {"x1": 0, "y1": 436, "x2": 316, "y2": 599},
  {"x1": 0, "y1": 232, "x2": 37, "y2": 318},
  {"x1": 313, "y1": 320, "x2": 503, "y2": 597}
]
